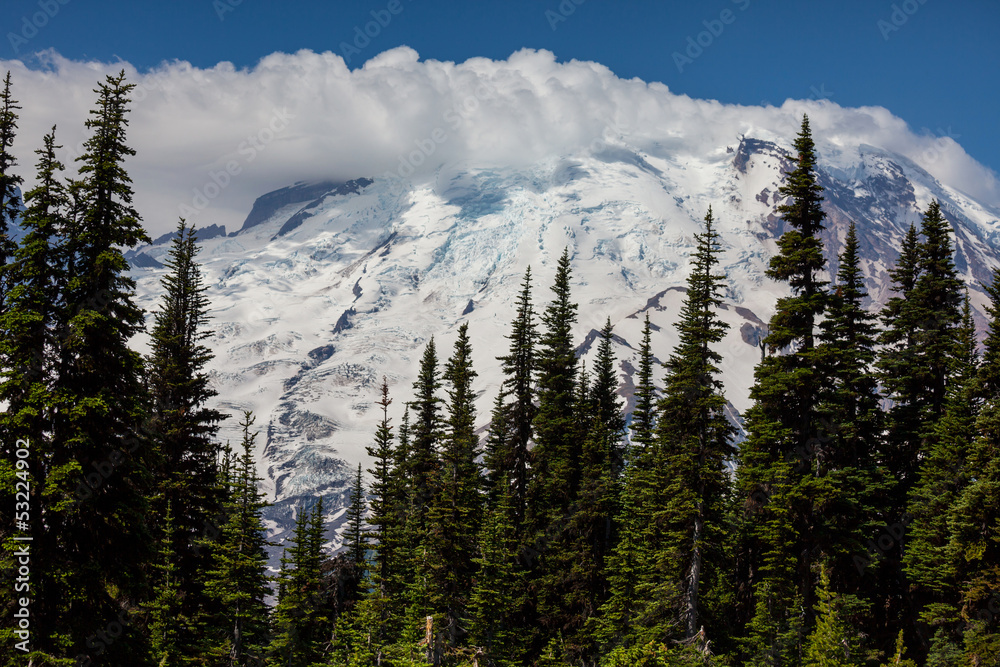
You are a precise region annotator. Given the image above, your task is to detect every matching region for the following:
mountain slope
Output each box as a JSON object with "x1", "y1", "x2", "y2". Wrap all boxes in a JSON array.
[{"x1": 130, "y1": 134, "x2": 1000, "y2": 555}]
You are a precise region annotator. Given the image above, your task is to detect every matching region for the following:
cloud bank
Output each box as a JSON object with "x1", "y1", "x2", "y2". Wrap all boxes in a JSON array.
[{"x1": 2, "y1": 47, "x2": 997, "y2": 237}]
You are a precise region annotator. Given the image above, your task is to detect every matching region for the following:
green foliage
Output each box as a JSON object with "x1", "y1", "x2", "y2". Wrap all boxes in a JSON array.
[
  {"x1": 802, "y1": 566, "x2": 865, "y2": 666},
  {"x1": 490, "y1": 266, "x2": 537, "y2": 528},
  {"x1": 345, "y1": 463, "x2": 368, "y2": 568},
  {"x1": 527, "y1": 248, "x2": 580, "y2": 533},
  {"x1": 468, "y1": 483, "x2": 525, "y2": 667},
  {"x1": 203, "y1": 412, "x2": 272, "y2": 665}
]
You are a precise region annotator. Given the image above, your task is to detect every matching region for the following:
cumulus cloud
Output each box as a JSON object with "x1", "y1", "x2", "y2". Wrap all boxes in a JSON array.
[{"x1": 2, "y1": 47, "x2": 997, "y2": 237}]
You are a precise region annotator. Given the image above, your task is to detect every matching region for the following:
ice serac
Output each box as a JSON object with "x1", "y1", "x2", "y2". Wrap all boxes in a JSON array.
[{"x1": 129, "y1": 134, "x2": 1000, "y2": 560}]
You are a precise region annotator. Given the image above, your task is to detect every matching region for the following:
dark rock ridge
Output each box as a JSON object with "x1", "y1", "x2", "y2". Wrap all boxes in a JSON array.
[{"x1": 150, "y1": 223, "x2": 227, "y2": 246}]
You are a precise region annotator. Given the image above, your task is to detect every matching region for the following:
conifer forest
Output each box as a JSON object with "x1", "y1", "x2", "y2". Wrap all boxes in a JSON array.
[{"x1": 2, "y1": 71, "x2": 1000, "y2": 667}]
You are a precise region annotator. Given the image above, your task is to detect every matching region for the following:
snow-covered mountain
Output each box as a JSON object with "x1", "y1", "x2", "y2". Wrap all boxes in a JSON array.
[{"x1": 129, "y1": 131, "x2": 1000, "y2": 557}]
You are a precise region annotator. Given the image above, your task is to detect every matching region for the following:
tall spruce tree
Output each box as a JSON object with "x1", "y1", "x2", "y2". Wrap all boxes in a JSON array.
[
  {"x1": 631, "y1": 313, "x2": 657, "y2": 452},
  {"x1": 877, "y1": 202, "x2": 965, "y2": 654},
  {"x1": 345, "y1": 463, "x2": 368, "y2": 569},
  {"x1": 652, "y1": 206, "x2": 735, "y2": 645},
  {"x1": 949, "y1": 269, "x2": 1000, "y2": 664},
  {"x1": 146, "y1": 220, "x2": 227, "y2": 649},
  {"x1": 527, "y1": 248, "x2": 579, "y2": 532},
  {"x1": 41, "y1": 72, "x2": 153, "y2": 661},
  {"x1": 146, "y1": 502, "x2": 192, "y2": 666},
  {"x1": 879, "y1": 203, "x2": 964, "y2": 500},
  {"x1": 597, "y1": 314, "x2": 658, "y2": 651},
  {"x1": 366, "y1": 378, "x2": 399, "y2": 617},
  {"x1": 425, "y1": 322, "x2": 482, "y2": 648},
  {"x1": 0, "y1": 71, "x2": 22, "y2": 314},
  {"x1": 270, "y1": 497, "x2": 330, "y2": 666},
  {"x1": 813, "y1": 223, "x2": 891, "y2": 654},
  {"x1": 491, "y1": 266, "x2": 537, "y2": 528},
  {"x1": 408, "y1": 339, "x2": 443, "y2": 531},
  {"x1": 736, "y1": 116, "x2": 832, "y2": 663},
  {"x1": 468, "y1": 482, "x2": 525, "y2": 667},
  {"x1": 904, "y1": 294, "x2": 978, "y2": 648},
  {"x1": 203, "y1": 412, "x2": 272, "y2": 666},
  {"x1": 0, "y1": 128, "x2": 69, "y2": 666}
]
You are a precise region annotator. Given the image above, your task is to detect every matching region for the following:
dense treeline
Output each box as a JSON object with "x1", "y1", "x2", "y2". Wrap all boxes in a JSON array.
[{"x1": 0, "y1": 72, "x2": 998, "y2": 667}]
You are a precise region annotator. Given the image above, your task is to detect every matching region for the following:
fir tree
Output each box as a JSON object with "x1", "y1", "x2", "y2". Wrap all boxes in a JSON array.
[
  {"x1": 527, "y1": 248, "x2": 580, "y2": 532},
  {"x1": 879, "y1": 203, "x2": 964, "y2": 499},
  {"x1": 365, "y1": 376, "x2": 402, "y2": 643},
  {"x1": 146, "y1": 220, "x2": 227, "y2": 649},
  {"x1": 0, "y1": 128, "x2": 69, "y2": 666},
  {"x1": 0, "y1": 71, "x2": 22, "y2": 313},
  {"x1": 904, "y1": 293, "x2": 978, "y2": 641},
  {"x1": 270, "y1": 498, "x2": 330, "y2": 666},
  {"x1": 655, "y1": 206, "x2": 734, "y2": 645},
  {"x1": 203, "y1": 412, "x2": 272, "y2": 666},
  {"x1": 802, "y1": 566, "x2": 864, "y2": 667},
  {"x1": 408, "y1": 338, "x2": 444, "y2": 530},
  {"x1": 345, "y1": 463, "x2": 368, "y2": 569},
  {"x1": 468, "y1": 482, "x2": 525, "y2": 667},
  {"x1": 631, "y1": 313, "x2": 657, "y2": 452},
  {"x1": 736, "y1": 116, "x2": 831, "y2": 663},
  {"x1": 493, "y1": 266, "x2": 537, "y2": 527},
  {"x1": 425, "y1": 322, "x2": 482, "y2": 647},
  {"x1": 146, "y1": 502, "x2": 193, "y2": 666},
  {"x1": 41, "y1": 72, "x2": 153, "y2": 661},
  {"x1": 949, "y1": 270, "x2": 1000, "y2": 663},
  {"x1": 814, "y1": 223, "x2": 887, "y2": 627}
]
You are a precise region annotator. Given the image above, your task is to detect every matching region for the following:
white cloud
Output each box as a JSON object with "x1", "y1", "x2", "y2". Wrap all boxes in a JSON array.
[{"x1": 2, "y1": 47, "x2": 997, "y2": 237}]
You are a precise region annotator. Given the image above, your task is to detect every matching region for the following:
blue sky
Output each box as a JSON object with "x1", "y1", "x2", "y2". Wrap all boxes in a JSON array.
[{"x1": 2, "y1": 0, "x2": 996, "y2": 171}]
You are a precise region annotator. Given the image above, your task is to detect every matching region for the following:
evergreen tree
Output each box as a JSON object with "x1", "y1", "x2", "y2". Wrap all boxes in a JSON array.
[
  {"x1": 592, "y1": 317, "x2": 627, "y2": 477},
  {"x1": 537, "y1": 322, "x2": 623, "y2": 663},
  {"x1": 425, "y1": 322, "x2": 482, "y2": 648},
  {"x1": 146, "y1": 219, "x2": 227, "y2": 650},
  {"x1": 736, "y1": 116, "x2": 831, "y2": 663},
  {"x1": 39, "y1": 72, "x2": 153, "y2": 661},
  {"x1": 270, "y1": 498, "x2": 330, "y2": 666},
  {"x1": 654, "y1": 206, "x2": 734, "y2": 645},
  {"x1": 903, "y1": 294, "x2": 978, "y2": 646},
  {"x1": 365, "y1": 376, "x2": 402, "y2": 644},
  {"x1": 949, "y1": 270, "x2": 1000, "y2": 664},
  {"x1": 598, "y1": 315, "x2": 657, "y2": 652},
  {"x1": 802, "y1": 566, "x2": 864, "y2": 667},
  {"x1": 483, "y1": 388, "x2": 513, "y2": 506},
  {"x1": 813, "y1": 223, "x2": 886, "y2": 636},
  {"x1": 631, "y1": 313, "x2": 657, "y2": 452},
  {"x1": 0, "y1": 71, "x2": 22, "y2": 313},
  {"x1": 203, "y1": 412, "x2": 272, "y2": 666},
  {"x1": 527, "y1": 248, "x2": 580, "y2": 532},
  {"x1": 146, "y1": 502, "x2": 194, "y2": 666},
  {"x1": 344, "y1": 463, "x2": 368, "y2": 568},
  {"x1": 879, "y1": 203, "x2": 964, "y2": 499},
  {"x1": 0, "y1": 128, "x2": 69, "y2": 666},
  {"x1": 408, "y1": 339, "x2": 443, "y2": 531},
  {"x1": 468, "y1": 482, "x2": 524, "y2": 667},
  {"x1": 493, "y1": 266, "x2": 537, "y2": 527}
]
